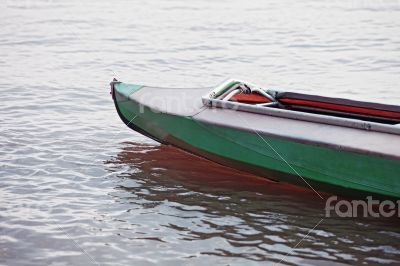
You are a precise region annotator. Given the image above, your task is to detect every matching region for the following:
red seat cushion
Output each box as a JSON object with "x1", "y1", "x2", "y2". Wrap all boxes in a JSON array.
[
  {"x1": 277, "y1": 92, "x2": 400, "y2": 121},
  {"x1": 229, "y1": 92, "x2": 272, "y2": 104}
]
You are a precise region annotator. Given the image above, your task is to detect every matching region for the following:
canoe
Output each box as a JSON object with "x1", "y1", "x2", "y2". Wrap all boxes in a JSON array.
[{"x1": 110, "y1": 78, "x2": 400, "y2": 199}]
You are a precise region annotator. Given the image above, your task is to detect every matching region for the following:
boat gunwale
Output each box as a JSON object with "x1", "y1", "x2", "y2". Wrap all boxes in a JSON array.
[
  {"x1": 201, "y1": 96, "x2": 400, "y2": 136},
  {"x1": 193, "y1": 108, "x2": 400, "y2": 161}
]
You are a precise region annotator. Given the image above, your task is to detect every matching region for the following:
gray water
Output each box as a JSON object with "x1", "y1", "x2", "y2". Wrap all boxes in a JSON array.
[{"x1": 1, "y1": 0, "x2": 400, "y2": 265}]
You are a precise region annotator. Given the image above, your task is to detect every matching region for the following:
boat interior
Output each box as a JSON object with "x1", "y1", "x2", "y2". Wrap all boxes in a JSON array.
[{"x1": 208, "y1": 80, "x2": 400, "y2": 125}]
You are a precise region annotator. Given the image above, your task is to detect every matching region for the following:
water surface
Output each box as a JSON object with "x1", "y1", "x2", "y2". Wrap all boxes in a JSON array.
[{"x1": 1, "y1": 0, "x2": 400, "y2": 265}]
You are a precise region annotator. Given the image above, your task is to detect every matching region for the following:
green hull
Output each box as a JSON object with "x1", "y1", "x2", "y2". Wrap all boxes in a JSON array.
[{"x1": 112, "y1": 82, "x2": 400, "y2": 199}]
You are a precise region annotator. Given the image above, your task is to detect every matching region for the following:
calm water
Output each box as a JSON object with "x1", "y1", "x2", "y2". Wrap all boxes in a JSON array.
[{"x1": 1, "y1": 0, "x2": 400, "y2": 265}]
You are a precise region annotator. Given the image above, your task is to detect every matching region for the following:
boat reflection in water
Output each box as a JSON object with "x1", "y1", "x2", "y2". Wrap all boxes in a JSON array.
[
  {"x1": 109, "y1": 141, "x2": 324, "y2": 202},
  {"x1": 105, "y1": 142, "x2": 400, "y2": 265}
]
